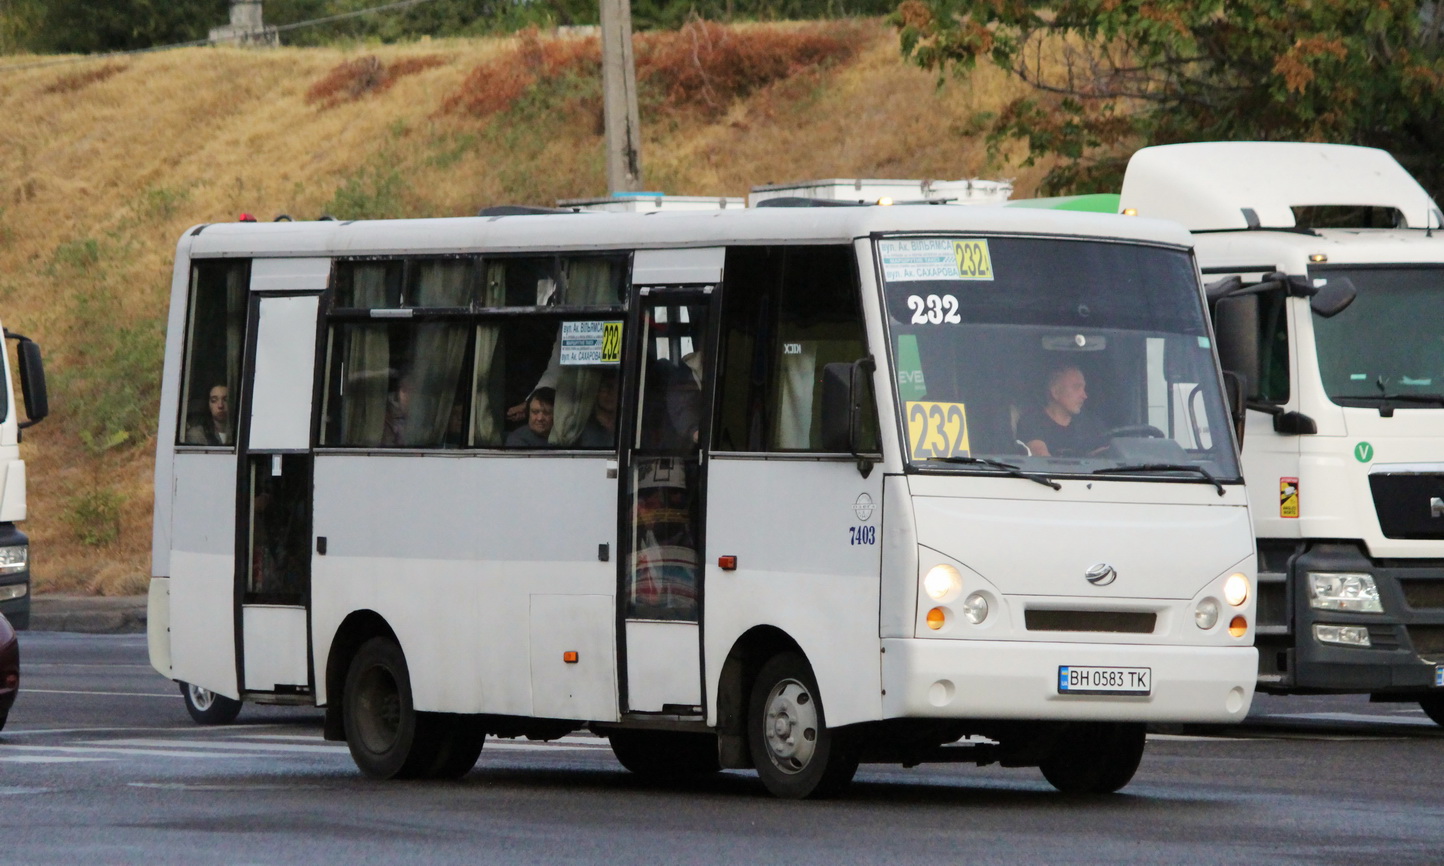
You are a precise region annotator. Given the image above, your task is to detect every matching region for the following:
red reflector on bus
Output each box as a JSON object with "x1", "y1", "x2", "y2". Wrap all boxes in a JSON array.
[
  {"x1": 563, "y1": 651, "x2": 579, "y2": 664},
  {"x1": 718, "y1": 555, "x2": 737, "y2": 570}
]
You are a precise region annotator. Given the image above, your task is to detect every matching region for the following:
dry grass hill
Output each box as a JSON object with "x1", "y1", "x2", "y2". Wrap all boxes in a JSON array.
[{"x1": 0, "y1": 19, "x2": 1053, "y2": 595}]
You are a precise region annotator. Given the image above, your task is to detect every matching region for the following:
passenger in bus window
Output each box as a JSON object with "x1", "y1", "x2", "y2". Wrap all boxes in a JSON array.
[
  {"x1": 1017, "y1": 364, "x2": 1107, "y2": 457},
  {"x1": 577, "y1": 372, "x2": 619, "y2": 448},
  {"x1": 381, "y1": 376, "x2": 414, "y2": 447},
  {"x1": 506, "y1": 387, "x2": 555, "y2": 447},
  {"x1": 185, "y1": 384, "x2": 232, "y2": 445}
]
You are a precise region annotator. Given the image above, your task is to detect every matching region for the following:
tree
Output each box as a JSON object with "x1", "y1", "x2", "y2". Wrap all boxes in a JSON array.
[
  {"x1": 29, "y1": 0, "x2": 227, "y2": 53},
  {"x1": 895, "y1": 1, "x2": 1444, "y2": 199}
]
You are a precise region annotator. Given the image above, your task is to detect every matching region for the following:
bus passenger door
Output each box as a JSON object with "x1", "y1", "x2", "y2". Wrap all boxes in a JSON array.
[
  {"x1": 236, "y1": 291, "x2": 320, "y2": 696},
  {"x1": 620, "y1": 277, "x2": 718, "y2": 715}
]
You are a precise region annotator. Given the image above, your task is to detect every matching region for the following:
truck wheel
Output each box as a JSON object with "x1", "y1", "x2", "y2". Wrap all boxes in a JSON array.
[
  {"x1": 609, "y1": 729, "x2": 720, "y2": 780},
  {"x1": 747, "y1": 652, "x2": 858, "y2": 799},
  {"x1": 180, "y1": 682, "x2": 242, "y2": 725},
  {"x1": 1039, "y1": 722, "x2": 1146, "y2": 794},
  {"x1": 343, "y1": 636, "x2": 439, "y2": 779},
  {"x1": 1419, "y1": 694, "x2": 1444, "y2": 726}
]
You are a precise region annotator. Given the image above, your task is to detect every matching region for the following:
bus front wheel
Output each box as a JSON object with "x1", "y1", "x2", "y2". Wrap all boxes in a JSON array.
[
  {"x1": 1038, "y1": 722, "x2": 1146, "y2": 794},
  {"x1": 747, "y1": 652, "x2": 858, "y2": 799},
  {"x1": 180, "y1": 682, "x2": 242, "y2": 725},
  {"x1": 343, "y1": 636, "x2": 434, "y2": 779}
]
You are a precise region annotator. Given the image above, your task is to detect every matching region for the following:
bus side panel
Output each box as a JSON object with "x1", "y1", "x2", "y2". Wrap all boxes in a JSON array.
[
  {"x1": 310, "y1": 454, "x2": 617, "y2": 717},
  {"x1": 153, "y1": 236, "x2": 199, "y2": 578},
  {"x1": 704, "y1": 458, "x2": 884, "y2": 728},
  {"x1": 168, "y1": 452, "x2": 240, "y2": 697}
]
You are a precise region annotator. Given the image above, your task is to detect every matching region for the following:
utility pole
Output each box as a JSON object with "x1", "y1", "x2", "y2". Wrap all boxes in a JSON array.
[{"x1": 599, "y1": 0, "x2": 643, "y2": 193}]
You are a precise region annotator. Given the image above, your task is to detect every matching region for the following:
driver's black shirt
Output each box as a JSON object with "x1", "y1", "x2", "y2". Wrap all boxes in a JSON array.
[{"x1": 1016, "y1": 408, "x2": 1107, "y2": 456}]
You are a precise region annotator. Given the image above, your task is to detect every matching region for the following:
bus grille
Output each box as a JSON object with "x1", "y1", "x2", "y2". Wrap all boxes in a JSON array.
[{"x1": 1024, "y1": 610, "x2": 1156, "y2": 634}]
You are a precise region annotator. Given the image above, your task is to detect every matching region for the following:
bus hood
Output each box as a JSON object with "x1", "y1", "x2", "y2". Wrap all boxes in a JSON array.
[{"x1": 909, "y1": 486, "x2": 1254, "y2": 600}]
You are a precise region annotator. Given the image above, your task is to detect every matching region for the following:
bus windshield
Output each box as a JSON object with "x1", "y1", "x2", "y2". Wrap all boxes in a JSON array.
[
  {"x1": 878, "y1": 235, "x2": 1239, "y2": 481},
  {"x1": 1312, "y1": 266, "x2": 1444, "y2": 408}
]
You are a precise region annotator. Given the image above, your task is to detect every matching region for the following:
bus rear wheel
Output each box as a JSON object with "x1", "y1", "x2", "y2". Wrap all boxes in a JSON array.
[
  {"x1": 747, "y1": 652, "x2": 858, "y2": 799},
  {"x1": 343, "y1": 636, "x2": 439, "y2": 779},
  {"x1": 608, "y1": 729, "x2": 720, "y2": 780},
  {"x1": 1038, "y1": 722, "x2": 1146, "y2": 794},
  {"x1": 1420, "y1": 694, "x2": 1444, "y2": 726},
  {"x1": 180, "y1": 682, "x2": 242, "y2": 725}
]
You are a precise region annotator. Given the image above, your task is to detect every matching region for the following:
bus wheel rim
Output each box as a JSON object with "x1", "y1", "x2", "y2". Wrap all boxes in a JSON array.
[{"x1": 762, "y1": 678, "x2": 817, "y2": 774}]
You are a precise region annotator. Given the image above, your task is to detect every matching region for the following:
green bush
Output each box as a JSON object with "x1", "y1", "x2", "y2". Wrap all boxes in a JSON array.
[{"x1": 68, "y1": 487, "x2": 123, "y2": 547}]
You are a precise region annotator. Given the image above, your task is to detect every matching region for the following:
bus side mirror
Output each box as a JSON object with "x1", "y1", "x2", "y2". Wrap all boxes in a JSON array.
[
  {"x1": 6, "y1": 332, "x2": 48, "y2": 428},
  {"x1": 1310, "y1": 276, "x2": 1356, "y2": 318},
  {"x1": 821, "y1": 357, "x2": 877, "y2": 477},
  {"x1": 1222, "y1": 371, "x2": 1245, "y2": 445},
  {"x1": 1213, "y1": 293, "x2": 1259, "y2": 402}
]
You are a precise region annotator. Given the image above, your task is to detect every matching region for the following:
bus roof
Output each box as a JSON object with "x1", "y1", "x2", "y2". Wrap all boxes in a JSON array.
[{"x1": 181, "y1": 205, "x2": 1193, "y2": 259}]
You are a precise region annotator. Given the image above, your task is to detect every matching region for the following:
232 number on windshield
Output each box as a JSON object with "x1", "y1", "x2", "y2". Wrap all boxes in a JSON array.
[
  {"x1": 906, "y1": 401, "x2": 971, "y2": 461},
  {"x1": 907, "y1": 294, "x2": 962, "y2": 325}
]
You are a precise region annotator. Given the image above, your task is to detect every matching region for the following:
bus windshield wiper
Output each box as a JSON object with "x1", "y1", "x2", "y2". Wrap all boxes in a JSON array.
[
  {"x1": 1093, "y1": 463, "x2": 1225, "y2": 496},
  {"x1": 1376, "y1": 392, "x2": 1444, "y2": 406},
  {"x1": 926, "y1": 456, "x2": 1061, "y2": 490}
]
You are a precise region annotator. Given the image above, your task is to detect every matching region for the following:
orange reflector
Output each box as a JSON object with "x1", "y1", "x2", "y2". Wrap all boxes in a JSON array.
[
  {"x1": 718, "y1": 555, "x2": 737, "y2": 571},
  {"x1": 1228, "y1": 615, "x2": 1248, "y2": 638},
  {"x1": 926, "y1": 608, "x2": 945, "y2": 630},
  {"x1": 563, "y1": 651, "x2": 579, "y2": 664}
]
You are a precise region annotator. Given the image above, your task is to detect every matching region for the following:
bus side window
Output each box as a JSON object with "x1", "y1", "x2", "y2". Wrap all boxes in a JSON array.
[
  {"x1": 715, "y1": 245, "x2": 873, "y2": 453},
  {"x1": 178, "y1": 260, "x2": 249, "y2": 447},
  {"x1": 323, "y1": 321, "x2": 469, "y2": 448}
]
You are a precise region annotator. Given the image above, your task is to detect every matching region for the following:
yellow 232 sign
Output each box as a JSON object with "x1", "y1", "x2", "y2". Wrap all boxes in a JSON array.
[{"x1": 906, "y1": 401, "x2": 971, "y2": 460}]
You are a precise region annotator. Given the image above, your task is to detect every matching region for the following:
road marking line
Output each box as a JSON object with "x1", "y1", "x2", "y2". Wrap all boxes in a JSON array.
[
  {"x1": 98, "y1": 738, "x2": 348, "y2": 755},
  {"x1": 0, "y1": 744, "x2": 274, "y2": 759},
  {"x1": 23, "y1": 688, "x2": 180, "y2": 699},
  {"x1": 0, "y1": 755, "x2": 111, "y2": 764}
]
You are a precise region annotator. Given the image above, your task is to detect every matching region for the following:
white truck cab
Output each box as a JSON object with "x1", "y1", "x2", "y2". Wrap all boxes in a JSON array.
[
  {"x1": 0, "y1": 327, "x2": 48, "y2": 629},
  {"x1": 1120, "y1": 142, "x2": 1444, "y2": 723}
]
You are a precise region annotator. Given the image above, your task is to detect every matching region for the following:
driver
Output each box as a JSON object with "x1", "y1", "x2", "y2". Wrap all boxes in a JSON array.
[{"x1": 1018, "y1": 364, "x2": 1107, "y2": 457}]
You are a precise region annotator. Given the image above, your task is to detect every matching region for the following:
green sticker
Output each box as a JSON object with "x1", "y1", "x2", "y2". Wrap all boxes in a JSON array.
[
  {"x1": 896, "y1": 334, "x2": 927, "y2": 401},
  {"x1": 1354, "y1": 441, "x2": 1374, "y2": 463}
]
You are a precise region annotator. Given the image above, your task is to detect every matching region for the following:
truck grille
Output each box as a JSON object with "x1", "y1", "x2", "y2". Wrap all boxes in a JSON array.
[
  {"x1": 1369, "y1": 472, "x2": 1444, "y2": 540},
  {"x1": 1401, "y1": 579, "x2": 1444, "y2": 610},
  {"x1": 1407, "y1": 625, "x2": 1444, "y2": 659},
  {"x1": 1024, "y1": 610, "x2": 1156, "y2": 634}
]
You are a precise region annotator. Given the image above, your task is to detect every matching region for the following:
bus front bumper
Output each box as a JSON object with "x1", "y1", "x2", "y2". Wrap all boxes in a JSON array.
[{"x1": 880, "y1": 638, "x2": 1257, "y2": 724}]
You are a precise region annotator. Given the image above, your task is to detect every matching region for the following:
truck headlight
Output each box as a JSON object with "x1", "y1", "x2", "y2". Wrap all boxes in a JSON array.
[
  {"x1": 1314, "y1": 624, "x2": 1371, "y2": 647},
  {"x1": 1306, "y1": 572, "x2": 1383, "y2": 613},
  {"x1": 0, "y1": 582, "x2": 26, "y2": 602},
  {"x1": 0, "y1": 545, "x2": 27, "y2": 575}
]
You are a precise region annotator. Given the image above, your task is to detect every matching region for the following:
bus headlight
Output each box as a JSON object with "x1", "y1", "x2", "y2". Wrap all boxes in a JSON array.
[
  {"x1": 923, "y1": 564, "x2": 962, "y2": 602},
  {"x1": 1195, "y1": 598, "x2": 1219, "y2": 630},
  {"x1": 1223, "y1": 573, "x2": 1250, "y2": 607},
  {"x1": 962, "y1": 592, "x2": 989, "y2": 624},
  {"x1": 0, "y1": 545, "x2": 27, "y2": 575},
  {"x1": 1307, "y1": 572, "x2": 1383, "y2": 613}
]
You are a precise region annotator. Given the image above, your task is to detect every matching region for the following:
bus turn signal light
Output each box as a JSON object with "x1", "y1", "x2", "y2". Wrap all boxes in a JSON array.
[
  {"x1": 718, "y1": 555, "x2": 737, "y2": 570},
  {"x1": 563, "y1": 651, "x2": 579, "y2": 664},
  {"x1": 926, "y1": 608, "x2": 946, "y2": 630},
  {"x1": 1228, "y1": 616, "x2": 1248, "y2": 638}
]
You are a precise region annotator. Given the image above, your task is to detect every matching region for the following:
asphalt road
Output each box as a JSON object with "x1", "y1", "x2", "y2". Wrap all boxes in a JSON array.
[{"x1": 2, "y1": 631, "x2": 1442, "y2": 865}]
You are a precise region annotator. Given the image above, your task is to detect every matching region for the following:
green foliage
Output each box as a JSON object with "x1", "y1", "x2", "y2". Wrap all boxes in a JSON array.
[
  {"x1": 324, "y1": 161, "x2": 412, "y2": 219},
  {"x1": 131, "y1": 185, "x2": 192, "y2": 223},
  {"x1": 45, "y1": 237, "x2": 165, "y2": 453},
  {"x1": 23, "y1": 0, "x2": 227, "y2": 53},
  {"x1": 68, "y1": 487, "x2": 124, "y2": 547},
  {"x1": 895, "y1": 0, "x2": 1444, "y2": 197}
]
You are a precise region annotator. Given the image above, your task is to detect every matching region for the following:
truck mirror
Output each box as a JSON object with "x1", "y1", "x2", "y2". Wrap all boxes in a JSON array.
[
  {"x1": 1213, "y1": 294, "x2": 1260, "y2": 401},
  {"x1": 5, "y1": 333, "x2": 47, "y2": 428},
  {"x1": 1310, "y1": 276, "x2": 1357, "y2": 318}
]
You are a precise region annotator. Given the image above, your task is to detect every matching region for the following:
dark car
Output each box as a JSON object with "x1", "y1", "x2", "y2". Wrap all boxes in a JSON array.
[{"x1": 0, "y1": 610, "x2": 16, "y2": 731}]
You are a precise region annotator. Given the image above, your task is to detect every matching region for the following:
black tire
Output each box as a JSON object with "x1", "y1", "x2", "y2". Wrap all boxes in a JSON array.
[
  {"x1": 343, "y1": 636, "x2": 439, "y2": 780},
  {"x1": 0, "y1": 710, "x2": 8, "y2": 732},
  {"x1": 1419, "y1": 694, "x2": 1444, "y2": 726},
  {"x1": 609, "y1": 729, "x2": 721, "y2": 780},
  {"x1": 180, "y1": 682, "x2": 243, "y2": 726},
  {"x1": 420, "y1": 714, "x2": 486, "y2": 780},
  {"x1": 747, "y1": 652, "x2": 858, "y2": 799},
  {"x1": 1038, "y1": 722, "x2": 1146, "y2": 794}
]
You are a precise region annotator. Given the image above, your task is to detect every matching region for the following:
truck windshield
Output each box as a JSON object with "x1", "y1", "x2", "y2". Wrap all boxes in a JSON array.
[
  {"x1": 879, "y1": 235, "x2": 1240, "y2": 482},
  {"x1": 1312, "y1": 266, "x2": 1444, "y2": 407}
]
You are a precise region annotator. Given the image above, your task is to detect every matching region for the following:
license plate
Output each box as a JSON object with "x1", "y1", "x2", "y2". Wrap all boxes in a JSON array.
[{"x1": 1058, "y1": 666, "x2": 1152, "y2": 696}]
